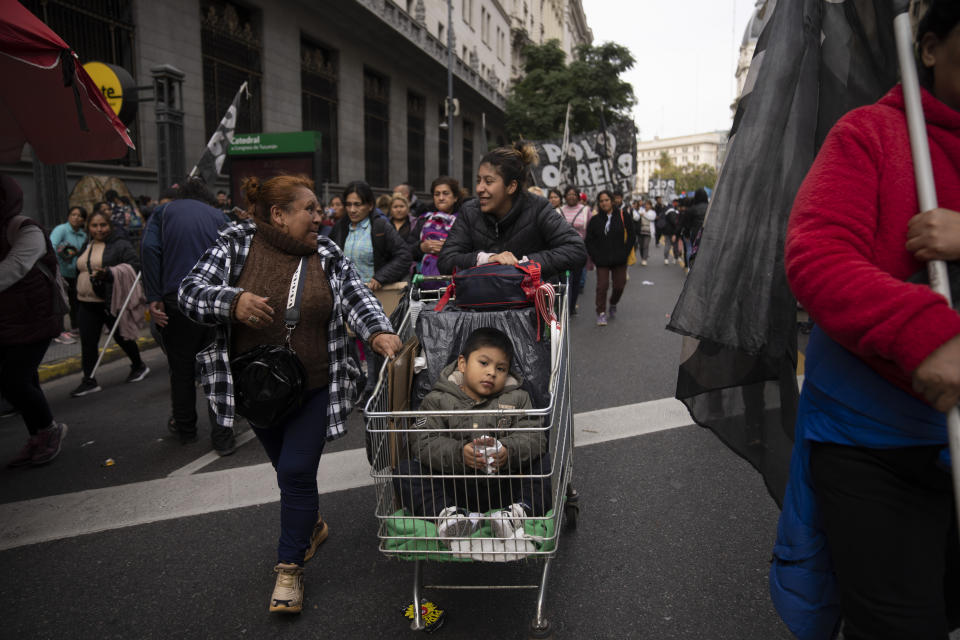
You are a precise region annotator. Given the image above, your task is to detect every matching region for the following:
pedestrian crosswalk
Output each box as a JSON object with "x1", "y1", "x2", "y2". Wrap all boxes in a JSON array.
[{"x1": 0, "y1": 396, "x2": 693, "y2": 551}]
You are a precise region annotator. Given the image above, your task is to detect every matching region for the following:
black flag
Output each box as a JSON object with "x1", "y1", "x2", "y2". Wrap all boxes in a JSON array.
[
  {"x1": 190, "y1": 82, "x2": 249, "y2": 187},
  {"x1": 666, "y1": 0, "x2": 913, "y2": 505}
]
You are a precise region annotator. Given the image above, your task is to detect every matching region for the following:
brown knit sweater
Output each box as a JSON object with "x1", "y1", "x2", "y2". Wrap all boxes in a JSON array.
[{"x1": 232, "y1": 222, "x2": 332, "y2": 389}]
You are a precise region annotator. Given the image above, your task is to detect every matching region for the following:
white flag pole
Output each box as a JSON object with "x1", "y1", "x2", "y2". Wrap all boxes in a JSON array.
[
  {"x1": 560, "y1": 103, "x2": 572, "y2": 185},
  {"x1": 892, "y1": 11, "x2": 960, "y2": 530}
]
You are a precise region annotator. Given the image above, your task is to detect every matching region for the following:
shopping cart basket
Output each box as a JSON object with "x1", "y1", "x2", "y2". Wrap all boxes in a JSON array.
[{"x1": 364, "y1": 275, "x2": 579, "y2": 639}]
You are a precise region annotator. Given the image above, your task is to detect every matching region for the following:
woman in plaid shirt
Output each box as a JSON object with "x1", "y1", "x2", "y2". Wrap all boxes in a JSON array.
[{"x1": 179, "y1": 174, "x2": 401, "y2": 615}]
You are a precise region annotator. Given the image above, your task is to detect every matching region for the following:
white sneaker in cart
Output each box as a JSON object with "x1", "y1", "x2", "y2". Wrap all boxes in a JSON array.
[
  {"x1": 489, "y1": 503, "x2": 527, "y2": 539},
  {"x1": 437, "y1": 506, "x2": 476, "y2": 540}
]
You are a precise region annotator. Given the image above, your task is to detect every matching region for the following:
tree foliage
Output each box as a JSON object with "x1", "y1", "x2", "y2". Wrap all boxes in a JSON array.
[
  {"x1": 651, "y1": 151, "x2": 719, "y2": 193},
  {"x1": 505, "y1": 40, "x2": 636, "y2": 141}
]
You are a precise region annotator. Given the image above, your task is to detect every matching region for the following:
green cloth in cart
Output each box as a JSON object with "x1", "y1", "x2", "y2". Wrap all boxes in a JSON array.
[{"x1": 382, "y1": 509, "x2": 557, "y2": 561}]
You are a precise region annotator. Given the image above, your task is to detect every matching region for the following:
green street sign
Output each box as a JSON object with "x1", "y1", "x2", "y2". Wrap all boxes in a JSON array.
[{"x1": 228, "y1": 131, "x2": 319, "y2": 155}]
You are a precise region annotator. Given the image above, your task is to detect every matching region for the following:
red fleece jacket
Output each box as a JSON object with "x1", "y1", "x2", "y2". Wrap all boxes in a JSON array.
[{"x1": 786, "y1": 85, "x2": 960, "y2": 394}]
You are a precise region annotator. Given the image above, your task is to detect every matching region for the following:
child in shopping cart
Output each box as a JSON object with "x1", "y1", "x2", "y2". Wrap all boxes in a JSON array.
[{"x1": 399, "y1": 327, "x2": 552, "y2": 544}]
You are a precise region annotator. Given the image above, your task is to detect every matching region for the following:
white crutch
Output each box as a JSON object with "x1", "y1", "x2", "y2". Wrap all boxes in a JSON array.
[{"x1": 89, "y1": 270, "x2": 142, "y2": 380}]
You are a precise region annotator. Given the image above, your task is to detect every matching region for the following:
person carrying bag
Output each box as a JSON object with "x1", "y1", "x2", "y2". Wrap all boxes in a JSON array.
[
  {"x1": 232, "y1": 255, "x2": 310, "y2": 428},
  {"x1": 178, "y1": 174, "x2": 401, "y2": 616}
]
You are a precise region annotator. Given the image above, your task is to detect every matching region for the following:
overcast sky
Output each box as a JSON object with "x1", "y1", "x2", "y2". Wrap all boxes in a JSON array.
[{"x1": 583, "y1": 0, "x2": 759, "y2": 140}]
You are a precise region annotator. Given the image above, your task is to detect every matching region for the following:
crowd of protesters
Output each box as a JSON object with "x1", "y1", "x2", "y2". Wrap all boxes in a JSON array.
[
  {"x1": 1, "y1": 140, "x2": 708, "y2": 610},
  {"x1": 4, "y1": 1, "x2": 959, "y2": 635}
]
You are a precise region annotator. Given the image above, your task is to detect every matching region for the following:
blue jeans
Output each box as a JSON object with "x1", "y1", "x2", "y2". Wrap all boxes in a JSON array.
[{"x1": 253, "y1": 387, "x2": 329, "y2": 565}]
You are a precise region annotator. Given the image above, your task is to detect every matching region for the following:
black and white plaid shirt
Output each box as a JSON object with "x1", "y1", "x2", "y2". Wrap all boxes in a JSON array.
[{"x1": 178, "y1": 220, "x2": 393, "y2": 440}]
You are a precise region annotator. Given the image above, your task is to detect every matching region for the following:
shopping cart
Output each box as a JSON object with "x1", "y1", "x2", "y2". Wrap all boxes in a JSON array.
[{"x1": 364, "y1": 275, "x2": 579, "y2": 639}]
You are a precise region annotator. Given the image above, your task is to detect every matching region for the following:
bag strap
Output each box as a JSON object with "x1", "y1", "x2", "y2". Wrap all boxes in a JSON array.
[
  {"x1": 516, "y1": 261, "x2": 541, "y2": 285},
  {"x1": 6, "y1": 215, "x2": 57, "y2": 282},
  {"x1": 5, "y1": 215, "x2": 28, "y2": 246},
  {"x1": 283, "y1": 256, "x2": 309, "y2": 345},
  {"x1": 571, "y1": 205, "x2": 586, "y2": 226},
  {"x1": 434, "y1": 281, "x2": 455, "y2": 312}
]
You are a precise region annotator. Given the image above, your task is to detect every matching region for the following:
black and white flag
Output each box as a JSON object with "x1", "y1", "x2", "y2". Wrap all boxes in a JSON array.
[
  {"x1": 667, "y1": 0, "x2": 912, "y2": 510},
  {"x1": 190, "y1": 81, "x2": 249, "y2": 187},
  {"x1": 530, "y1": 121, "x2": 637, "y2": 202}
]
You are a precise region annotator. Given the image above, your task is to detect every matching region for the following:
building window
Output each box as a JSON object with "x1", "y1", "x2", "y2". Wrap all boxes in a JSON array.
[
  {"x1": 24, "y1": 0, "x2": 140, "y2": 165},
  {"x1": 301, "y1": 38, "x2": 338, "y2": 184},
  {"x1": 462, "y1": 119, "x2": 474, "y2": 195},
  {"x1": 438, "y1": 103, "x2": 449, "y2": 176},
  {"x1": 201, "y1": 1, "x2": 263, "y2": 142},
  {"x1": 480, "y1": 7, "x2": 488, "y2": 44},
  {"x1": 363, "y1": 67, "x2": 390, "y2": 187},
  {"x1": 438, "y1": 22, "x2": 444, "y2": 41},
  {"x1": 407, "y1": 92, "x2": 426, "y2": 192},
  {"x1": 463, "y1": 0, "x2": 473, "y2": 26}
]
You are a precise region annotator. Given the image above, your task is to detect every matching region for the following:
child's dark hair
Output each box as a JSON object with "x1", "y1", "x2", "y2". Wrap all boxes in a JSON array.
[{"x1": 460, "y1": 328, "x2": 514, "y2": 365}]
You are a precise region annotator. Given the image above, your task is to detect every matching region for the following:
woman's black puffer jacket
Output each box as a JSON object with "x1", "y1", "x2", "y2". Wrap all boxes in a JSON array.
[
  {"x1": 437, "y1": 192, "x2": 586, "y2": 279},
  {"x1": 585, "y1": 208, "x2": 636, "y2": 267}
]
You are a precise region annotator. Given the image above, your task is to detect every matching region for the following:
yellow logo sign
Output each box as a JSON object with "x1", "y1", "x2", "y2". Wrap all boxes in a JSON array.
[{"x1": 83, "y1": 62, "x2": 123, "y2": 115}]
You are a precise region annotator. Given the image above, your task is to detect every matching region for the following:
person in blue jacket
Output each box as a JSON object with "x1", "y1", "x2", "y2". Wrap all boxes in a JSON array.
[{"x1": 141, "y1": 177, "x2": 234, "y2": 454}]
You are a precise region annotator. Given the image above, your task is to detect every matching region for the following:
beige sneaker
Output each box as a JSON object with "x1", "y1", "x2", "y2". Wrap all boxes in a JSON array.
[
  {"x1": 303, "y1": 516, "x2": 329, "y2": 563},
  {"x1": 269, "y1": 563, "x2": 304, "y2": 613}
]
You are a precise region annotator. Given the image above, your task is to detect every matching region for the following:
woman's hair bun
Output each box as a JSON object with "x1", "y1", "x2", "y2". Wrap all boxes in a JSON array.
[
  {"x1": 241, "y1": 176, "x2": 261, "y2": 207},
  {"x1": 514, "y1": 141, "x2": 539, "y2": 167}
]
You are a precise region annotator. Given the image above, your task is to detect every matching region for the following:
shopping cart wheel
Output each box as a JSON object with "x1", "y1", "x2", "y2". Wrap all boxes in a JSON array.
[
  {"x1": 563, "y1": 485, "x2": 580, "y2": 531},
  {"x1": 528, "y1": 620, "x2": 554, "y2": 640}
]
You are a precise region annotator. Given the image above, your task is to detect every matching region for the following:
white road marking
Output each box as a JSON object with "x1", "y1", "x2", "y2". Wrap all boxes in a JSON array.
[
  {"x1": 167, "y1": 428, "x2": 258, "y2": 477},
  {"x1": 0, "y1": 396, "x2": 692, "y2": 551}
]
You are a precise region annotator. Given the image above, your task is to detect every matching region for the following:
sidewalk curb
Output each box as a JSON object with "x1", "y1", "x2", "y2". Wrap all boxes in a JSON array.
[{"x1": 39, "y1": 337, "x2": 159, "y2": 384}]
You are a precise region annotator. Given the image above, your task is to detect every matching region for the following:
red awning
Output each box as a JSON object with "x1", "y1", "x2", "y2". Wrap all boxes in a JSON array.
[{"x1": 0, "y1": 0, "x2": 135, "y2": 164}]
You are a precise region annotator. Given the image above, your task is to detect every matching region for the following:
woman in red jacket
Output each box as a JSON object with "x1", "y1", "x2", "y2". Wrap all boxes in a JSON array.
[{"x1": 781, "y1": 5, "x2": 960, "y2": 637}]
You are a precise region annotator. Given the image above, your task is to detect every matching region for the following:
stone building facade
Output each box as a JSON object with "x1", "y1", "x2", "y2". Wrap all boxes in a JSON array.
[
  {"x1": 509, "y1": 0, "x2": 592, "y2": 81},
  {"x1": 636, "y1": 131, "x2": 729, "y2": 195},
  {"x1": 7, "y1": 0, "x2": 592, "y2": 220}
]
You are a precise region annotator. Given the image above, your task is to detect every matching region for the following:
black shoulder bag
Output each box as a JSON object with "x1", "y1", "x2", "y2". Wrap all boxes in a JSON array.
[{"x1": 231, "y1": 256, "x2": 309, "y2": 428}]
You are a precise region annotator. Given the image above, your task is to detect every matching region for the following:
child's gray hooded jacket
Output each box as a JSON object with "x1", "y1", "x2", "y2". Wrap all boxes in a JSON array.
[{"x1": 411, "y1": 361, "x2": 547, "y2": 472}]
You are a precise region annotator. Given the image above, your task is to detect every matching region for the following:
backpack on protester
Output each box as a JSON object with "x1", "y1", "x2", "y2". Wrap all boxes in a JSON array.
[
  {"x1": 5, "y1": 215, "x2": 70, "y2": 316},
  {"x1": 665, "y1": 207, "x2": 680, "y2": 230}
]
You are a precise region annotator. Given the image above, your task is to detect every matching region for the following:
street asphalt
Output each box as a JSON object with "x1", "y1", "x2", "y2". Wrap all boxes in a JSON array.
[{"x1": 0, "y1": 256, "x2": 795, "y2": 639}]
